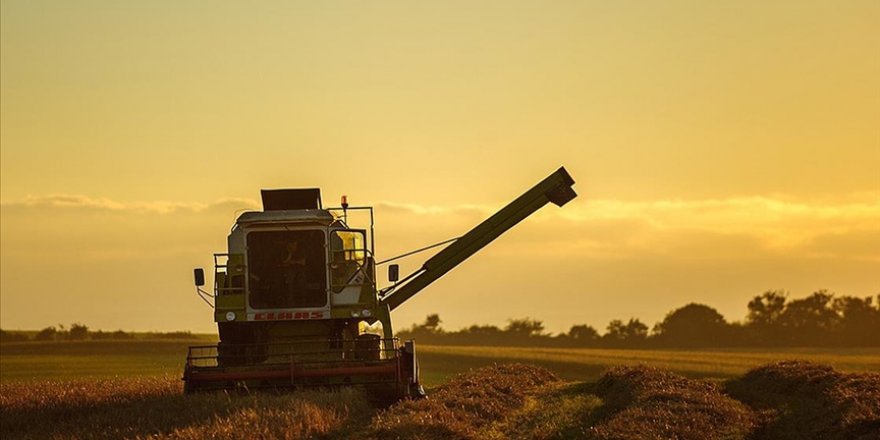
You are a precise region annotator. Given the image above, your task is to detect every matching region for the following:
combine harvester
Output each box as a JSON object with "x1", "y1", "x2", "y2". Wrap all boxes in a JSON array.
[{"x1": 184, "y1": 167, "x2": 577, "y2": 398}]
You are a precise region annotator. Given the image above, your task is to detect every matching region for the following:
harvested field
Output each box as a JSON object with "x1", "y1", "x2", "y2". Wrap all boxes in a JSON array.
[
  {"x1": 416, "y1": 345, "x2": 880, "y2": 383},
  {"x1": 0, "y1": 376, "x2": 371, "y2": 440},
  {"x1": 1, "y1": 362, "x2": 878, "y2": 439},
  {"x1": 368, "y1": 364, "x2": 559, "y2": 439},
  {"x1": 726, "y1": 361, "x2": 880, "y2": 440},
  {"x1": 586, "y1": 366, "x2": 756, "y2": 440}
]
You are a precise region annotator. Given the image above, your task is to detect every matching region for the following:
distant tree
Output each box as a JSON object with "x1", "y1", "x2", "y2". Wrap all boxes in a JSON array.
[
  {"x1": 605, "y1": 320, "x2": 626, "y2": 342},
  {"x1": 85, "y1": 329, "x2": 135, "y2": 340},
  {"x1": 112, "y1": 330, "x2": 135, "y2": 339},
  {"x1": 746, "y1": 290, "x2": 788, "y2": 345},
  {"x1": 0, "y1": 329, "x2": 29, "y2": 343},
  {"x1": 68, "y1": 323, "x2": 89, "y2": 340},
  {"x1": 726, "y1": 322, "x2": 749, "y2": 347},
  {"x1": 505, "y1": 318, "x2": 545, "y2": 337},
  {"x1": 398, "y1": 314, "x2": 446, "y2": 342},
  {"x1": 147, "y1": 331, "x2": 198, "y2": 340},
  {"x1": 605, "y1": 319, "x2": 648, "y2": 347},
  {"x1": 653, "y1": 303, "x2": 730, "y2": 347},
  {"x1": 34, "y1": 326, "x2": 58, "y2": 341},
  {"x1": 779, "y1": 290, "x2": 839, "y2": 345},
  {"x1": 462, "y1": 324, "x2": 504, "y2": 337},
  {"x1": 832, "y1": 296, "x2": 880, "y2": 346},
  {"x1": 626, "y1": 319, "x2": 649, "y2": 340},
  {"x1": 389, "y1": 290, "x2": 877, "y2": 349},
  {"x1": 747, "y1": 290, "x2": 787, "y2": 326},
  {"x1": 422, "y1": 314, "x2": 443, "y2": 333},
  {"x1": 567, "y1": 324, "x2": 600, "y2": 343}
]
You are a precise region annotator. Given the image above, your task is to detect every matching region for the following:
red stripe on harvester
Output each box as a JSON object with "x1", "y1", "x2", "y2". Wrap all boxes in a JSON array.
[{"x1": 188, "y1": 363, "x2": 398, "y2": 382}]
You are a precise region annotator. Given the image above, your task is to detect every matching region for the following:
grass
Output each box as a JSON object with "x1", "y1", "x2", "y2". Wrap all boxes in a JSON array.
[
  {"x1": 3, "y1": 340, "x2": 878, "y2": 385},
  {"x1": 488, "y1": 382, "x2": 604, "y2": 439},
  {"x1": 0, "y1": 340, "x2": 198, "y2": 381}
]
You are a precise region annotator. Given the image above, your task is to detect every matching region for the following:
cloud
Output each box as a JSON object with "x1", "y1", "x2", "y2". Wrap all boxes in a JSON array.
[
  {"x1": 378, "y1": 193, "x2": 880, "y2": 261},
  {"x1": 375, "y1": 201, "x2": 487, "y2": 217},
  {"x1": 1, "y1": 194, "x2": 260, "y2": 214},
  {"x1": 10, "y1": 192, "x2": 877, "y2": 224},
  {"x1": 805, "y1": 229, "x2": 880, "y2": 260},
  {"x1": 3, "y1": 192, "x2": 879, "y2": 261}
]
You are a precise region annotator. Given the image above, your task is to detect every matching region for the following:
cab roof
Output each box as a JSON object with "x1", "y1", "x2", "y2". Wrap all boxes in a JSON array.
[{"x1": 236, "y1": 209, "x2": 335, "y2": 226}]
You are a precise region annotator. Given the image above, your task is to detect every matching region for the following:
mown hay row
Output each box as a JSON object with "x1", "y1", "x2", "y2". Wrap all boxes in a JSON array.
[
  {"x1": 4, "y1": 361, "x2": 877, "y2": 440},
  {"x1": 725, "y1": 360, "x2": 880, "y2": 440},
  {"x1": 586, "y1": 365, "x2": 756, "y2": 440},
  {"x1": 367, "y1": 363, "x2": 560, "y2": 440}
]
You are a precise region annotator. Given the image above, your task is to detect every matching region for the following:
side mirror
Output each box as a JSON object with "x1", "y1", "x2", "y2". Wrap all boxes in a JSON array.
[
  {"x1": 194, "y1": 268, "x2": 205, "y2": 287},
  {"x1": 388, "y1": 264, "x2": 399, "y2": 283}
]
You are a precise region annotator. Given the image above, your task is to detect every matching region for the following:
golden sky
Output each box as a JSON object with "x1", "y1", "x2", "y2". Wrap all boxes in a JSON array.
[{"x1": 1, "y1": 1, "x2": 878, "y2": 333}]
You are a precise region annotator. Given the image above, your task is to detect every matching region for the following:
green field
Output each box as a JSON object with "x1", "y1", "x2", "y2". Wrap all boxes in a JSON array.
[
  {"x1": 2, "y1": 340, "x2": 877, "y2": 386},
  {"x1": 0, "y1": 340, "x2": 206, "y2": 382}
]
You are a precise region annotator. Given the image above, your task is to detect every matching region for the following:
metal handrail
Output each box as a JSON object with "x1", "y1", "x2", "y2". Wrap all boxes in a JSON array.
[
  {"x1": 187, "y1": 352, "x2": 397, "y2": 360},
  {"x1": 188, "y1": 336, "x2": 398, "y2": 348},
  {"x1": 212, "y1": 253, "x2": 246, "y2": 297},
  {"x1": 186, "y1": 338, "x2": 400, "y2": 368},
  {"x1": 213, "y1": 253, "x2": 231, "y2": 268},
  {"x1": 186, "y1": 347, "x2": 399, "y2": 359}
]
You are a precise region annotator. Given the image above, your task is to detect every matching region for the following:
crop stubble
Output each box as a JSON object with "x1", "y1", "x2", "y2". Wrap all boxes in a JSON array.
[{"x1": 1, "y1": 361, "x2": 877, "y2": 439}]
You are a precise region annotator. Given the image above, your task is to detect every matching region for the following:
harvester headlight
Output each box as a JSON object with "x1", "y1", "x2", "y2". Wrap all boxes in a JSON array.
[
  {"x1": 225, "y1": 312, "x2": 236, "y2": 321},
  {"x1": 361, "y1": 309, "x2": 372, "y2": 317},
  {"x1": 351, "y1": 310, "x2": 361, "y2": 317}
]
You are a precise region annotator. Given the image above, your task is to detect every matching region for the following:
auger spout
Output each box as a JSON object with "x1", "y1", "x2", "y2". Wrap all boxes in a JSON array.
[{"x1": 380, "y1": 166, "x2": 577, "y2": 311}]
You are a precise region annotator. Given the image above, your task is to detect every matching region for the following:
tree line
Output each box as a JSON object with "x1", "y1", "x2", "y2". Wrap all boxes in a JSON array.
[
  {"x1": 398, "y1": 290, "x2": 880, "y2": 348},
  {"x1": 0, "y1": 323, "x2": 199, "y2": 343}
]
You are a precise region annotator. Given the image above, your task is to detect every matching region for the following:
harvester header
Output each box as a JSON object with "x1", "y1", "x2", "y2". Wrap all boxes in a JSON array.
[{"x1": 184, "y1": 167, "x2": 577, "y2": 398}]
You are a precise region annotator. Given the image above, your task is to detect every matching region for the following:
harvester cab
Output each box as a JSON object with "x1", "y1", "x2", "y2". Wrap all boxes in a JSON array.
[{"x1": 184, "y1": 167, "x2": 577, "y2": 398}]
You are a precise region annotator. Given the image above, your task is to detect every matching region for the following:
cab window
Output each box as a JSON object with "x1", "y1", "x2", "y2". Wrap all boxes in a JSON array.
[
  {"x1": 330, "y1": 230, "x2": 366, "y2": 292},
  {"x1": 247, "y1": 230, "x2": 327, "y2": 308}
]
